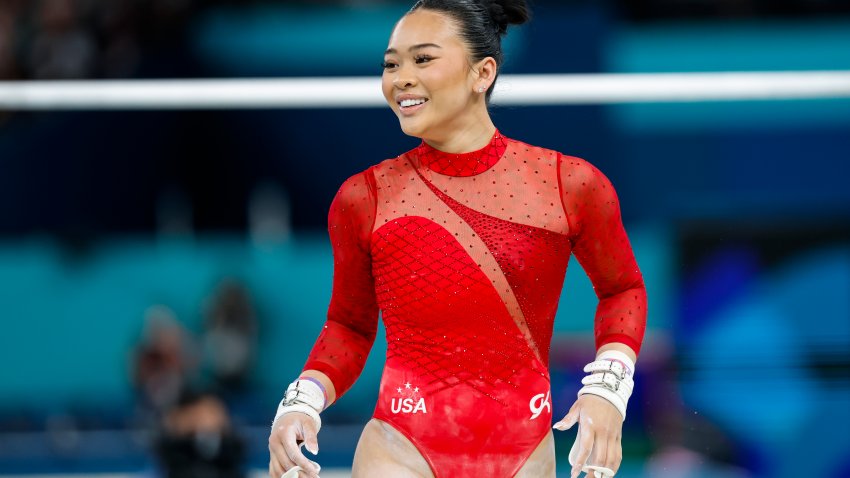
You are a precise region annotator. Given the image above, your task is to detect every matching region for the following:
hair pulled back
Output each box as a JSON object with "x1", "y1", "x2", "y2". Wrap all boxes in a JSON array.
[{"x1": 408, "y1": 0, "x2": 531, "y2": 104}]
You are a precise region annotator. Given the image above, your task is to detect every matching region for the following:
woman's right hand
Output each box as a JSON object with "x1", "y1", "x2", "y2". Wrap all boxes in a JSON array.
[{"x1": 269, "y1": 412, "x2": 321, "y2": 478}]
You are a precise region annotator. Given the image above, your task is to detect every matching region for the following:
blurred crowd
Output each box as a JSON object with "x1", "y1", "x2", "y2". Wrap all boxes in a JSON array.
[
  {"x1": 155, "y1": 389, "x2": 246, "y2": 478},
  {"x1": 0, "y1": 0, "x2": 421, "y2": 82},
  {"x1": 4, "y1": 0, "x2": 847, "y2": 82},
  {"x1": 131, "y1": 278, "x2": 258, "y2": 477},
  {"x1": 0, "y1": 0, "x2": 204, "y2": 81},
  {"x1": 133, "y1": 278, "x2": 257, "y2": 413}
]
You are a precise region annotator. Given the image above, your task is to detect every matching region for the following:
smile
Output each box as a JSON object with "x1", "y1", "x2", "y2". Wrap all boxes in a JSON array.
[
  {"x1": 400, "y1": 98, "x2": 427, "y2": 107},
  {"x1": 398, "y1": 98, "x2": 428, "y2": 115}
]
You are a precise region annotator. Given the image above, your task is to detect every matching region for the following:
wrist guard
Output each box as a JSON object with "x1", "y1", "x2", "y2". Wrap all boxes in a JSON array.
[
  {"x1": 577, "y1": 350, "x2": 635, "y2": 420},
  {"x1": 271, "y1": 377, "x2": 327, "y2": 432}
]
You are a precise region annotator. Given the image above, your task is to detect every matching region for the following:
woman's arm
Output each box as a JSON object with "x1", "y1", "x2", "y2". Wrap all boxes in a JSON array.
[
  {"x1": 302, "y1": 168, "x2": 380, "y2": 404},
  {"x1": 557, "y1": 153, "x2": 647, "y2": 358},
  {"x1": 269, "y1": 169, "x2": 379, "y2": 478},
  {"x1": 555, "y1": 153, "x2": 647, "y2": 478}
]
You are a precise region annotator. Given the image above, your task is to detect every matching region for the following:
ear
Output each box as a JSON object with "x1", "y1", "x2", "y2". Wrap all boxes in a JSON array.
[{"x1": 471, "y1": 56, "x2": 498, "y2": 92}]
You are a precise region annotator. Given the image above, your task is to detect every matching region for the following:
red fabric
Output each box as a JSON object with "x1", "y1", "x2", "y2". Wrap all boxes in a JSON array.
[
  {"x1": 416, "y1": 130, "x2": 507, "y2": 176},
  {"x1": 302, "y1": 170, "x2": 379, "y2": 398},
  {"x1": 557, "y1": 154, "x2": 647, "y2": 354},
  {"x1": 302, "y1": 129, "x2": 646, "y2": 476}
]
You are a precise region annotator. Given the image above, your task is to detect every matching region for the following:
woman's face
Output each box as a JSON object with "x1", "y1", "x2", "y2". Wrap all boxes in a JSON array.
[{"x1": 382, "y1": 9, "x2": 485, "y2": 139}]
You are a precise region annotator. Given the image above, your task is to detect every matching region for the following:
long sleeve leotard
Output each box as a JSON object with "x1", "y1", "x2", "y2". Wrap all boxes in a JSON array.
[{"x1": 302, "y1": 129, "x2": 647, "y2": 477}]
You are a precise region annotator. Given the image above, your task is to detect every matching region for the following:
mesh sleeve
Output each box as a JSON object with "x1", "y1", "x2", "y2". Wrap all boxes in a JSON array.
[
  {"x1": 557, "y1": 153, "x2": 647, "y2": 356},
  {"x1": 302, "y1": 169, "x2": 379, "y2": 399}
]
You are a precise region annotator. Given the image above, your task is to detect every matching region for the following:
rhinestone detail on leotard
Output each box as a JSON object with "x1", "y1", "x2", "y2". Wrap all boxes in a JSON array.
[{"x1": 415, "y1": 129, "x2": 507, "y2": 177}]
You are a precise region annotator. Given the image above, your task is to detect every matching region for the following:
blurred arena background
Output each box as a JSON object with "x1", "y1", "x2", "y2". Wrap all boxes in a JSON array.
[{"x1": 1, "y1": 0, "x2": 849, "y2": 477}]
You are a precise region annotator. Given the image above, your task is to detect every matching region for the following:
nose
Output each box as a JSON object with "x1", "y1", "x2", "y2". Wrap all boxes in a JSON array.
[
  {"x1": 392, "y1": 67, "x2": 417, "y2": 89},
  {"x1": 393, "y1": 77, "x2": 416, "y2": 89}
]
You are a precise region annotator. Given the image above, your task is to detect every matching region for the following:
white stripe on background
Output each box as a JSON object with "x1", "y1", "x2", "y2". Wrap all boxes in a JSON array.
[{"x1": 1, "y1": 71, "x2": 849, "y2": 109}]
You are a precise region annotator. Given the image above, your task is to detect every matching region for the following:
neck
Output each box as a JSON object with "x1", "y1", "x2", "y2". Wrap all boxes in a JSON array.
[
  {"x1": 414, "y1": 123, "x2": 506, "y2": 177},
  {"x1": 422, "y1": 116, "x2": 497, "y2": 154}
]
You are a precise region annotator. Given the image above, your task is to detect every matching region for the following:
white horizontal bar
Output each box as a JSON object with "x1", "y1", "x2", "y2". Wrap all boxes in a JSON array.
[
  {"x1": 500, "y1": 71, "x2": 850, "y2": 104},
  {"x1": 1, "y1": 71, "x2": 849, "y2": 110}
]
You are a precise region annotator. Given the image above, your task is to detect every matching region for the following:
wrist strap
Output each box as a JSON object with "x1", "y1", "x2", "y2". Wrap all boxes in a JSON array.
[
  {"x1": 577, "y1": 350, "x2": 636, "y2": 421},
  {"x1": 593, "y1": 350, "x2": 635, "y2": 378},
  {"x1": 581, "y1": 371, "x2": 633, "y2": 395},
  {"x1": 298, "y1": 376, "x2": 328, "y2": 405},
  {"x1": 271, "y1": 378, "x2": 326, "y2": 433},
  {"x1": 284, "y1": 378, "x2": 326, "y2": 412},
  {"x1": 272, "y1": 402, "x2": 322, "y2": 432}
]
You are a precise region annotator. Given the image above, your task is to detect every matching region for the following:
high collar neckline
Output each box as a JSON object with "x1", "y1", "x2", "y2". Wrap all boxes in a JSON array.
[{"x1": 414, "y1": 129, "x2": 507, "y2": 177}]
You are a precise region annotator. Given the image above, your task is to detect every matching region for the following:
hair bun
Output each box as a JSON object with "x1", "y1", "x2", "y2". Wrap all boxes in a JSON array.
[{"x1": 486, "y1": 0, "x2": 531, "y2": 35}]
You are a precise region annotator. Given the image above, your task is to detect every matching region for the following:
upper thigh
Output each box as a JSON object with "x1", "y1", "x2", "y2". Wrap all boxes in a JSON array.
[
  {"x1": 513, "y1": 431, "x2": 556, "y2": 478},
  {"x1": 352, "y1": 419, "x2": 434, "y2": 478}
]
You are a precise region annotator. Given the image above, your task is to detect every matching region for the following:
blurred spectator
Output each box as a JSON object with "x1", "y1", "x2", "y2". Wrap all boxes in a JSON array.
[
  {"x1": 28, "y1": 0, "x2": 97, "y2": 79},
  {"x1": 157, "y1": 186, "x2": 195, "y2": 238},
  {"x1": 1, "y1": 0, "x2": 198, "y2": 82},
  {"x1": 248, "y1": 181, "x2": 292, "y2": 245},
  {"x1": 0, "y1": 1, "x2": 21, "y2": 80},
  {"x1": 133, "y1": 305, "x2": 199, "y2": 416},
  {"x1": 202, "y1": 279, "x2": 257, "y2": 393},
  {"x1": 0, "y1": 1, "x2": 19, "y2": 124},
  {"x1": 155, "y1": 389, "x2": 246, "y2": 478},
  {"x1": 95, "y1": 0, "x2": 142, "y2": 78}
]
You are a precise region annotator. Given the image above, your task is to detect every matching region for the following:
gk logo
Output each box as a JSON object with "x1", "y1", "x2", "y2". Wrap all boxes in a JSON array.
[{"x1": 529, "y1": 391, "x2": 551, "y2": 420}]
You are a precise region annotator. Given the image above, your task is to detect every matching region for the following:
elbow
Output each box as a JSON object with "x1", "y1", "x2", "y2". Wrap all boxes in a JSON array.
[{"x1": 597, "y1": 273, "x2": 645, "y2": 301}]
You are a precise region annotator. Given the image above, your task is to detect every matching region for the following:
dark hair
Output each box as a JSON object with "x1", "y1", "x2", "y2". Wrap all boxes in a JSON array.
[{"x1": 408, "y1": 0, "x2": 531, "y2": 104}]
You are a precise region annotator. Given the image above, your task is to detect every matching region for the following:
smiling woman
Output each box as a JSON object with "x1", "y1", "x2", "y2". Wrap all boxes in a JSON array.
[
  {"x1": 267, "y1": 1, "x2": 648, "y2": 478},
  {"x1": 380, "y1": 2, "x2": 519, "y2": 143}
]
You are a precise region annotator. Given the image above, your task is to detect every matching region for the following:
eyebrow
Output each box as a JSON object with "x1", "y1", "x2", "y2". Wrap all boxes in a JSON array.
[{"x1": 384, "y1": 43, "x2": 442, "y2": 55}]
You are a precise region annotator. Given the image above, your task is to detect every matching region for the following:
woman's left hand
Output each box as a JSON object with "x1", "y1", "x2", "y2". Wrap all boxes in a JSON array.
[{"x1": 554, "y1": 393, "x2": 623, "y2": 478}]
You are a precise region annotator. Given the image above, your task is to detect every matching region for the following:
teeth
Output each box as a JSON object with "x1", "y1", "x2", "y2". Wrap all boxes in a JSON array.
[{"x1": 400, "y1": 98, "x2": 426, "y2": 108}]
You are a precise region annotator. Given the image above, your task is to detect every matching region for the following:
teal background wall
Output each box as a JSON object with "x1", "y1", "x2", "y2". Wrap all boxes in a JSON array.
[{"x1": 0, "y1": 225, "x2": 672, "y2": 414}]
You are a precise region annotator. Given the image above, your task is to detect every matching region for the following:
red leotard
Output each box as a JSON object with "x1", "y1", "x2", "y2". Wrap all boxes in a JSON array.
[{"x1": 303, "y1": 129, "x2": 647, "y2": 477}]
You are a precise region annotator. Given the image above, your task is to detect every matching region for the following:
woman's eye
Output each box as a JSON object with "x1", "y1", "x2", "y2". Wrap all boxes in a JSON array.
[
  {"x1": 382, "y1": 61, "x2": 397, "y2": 69},
  {"x1": 415, "y1": 55, "x2": 432, "y2": 64}
]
